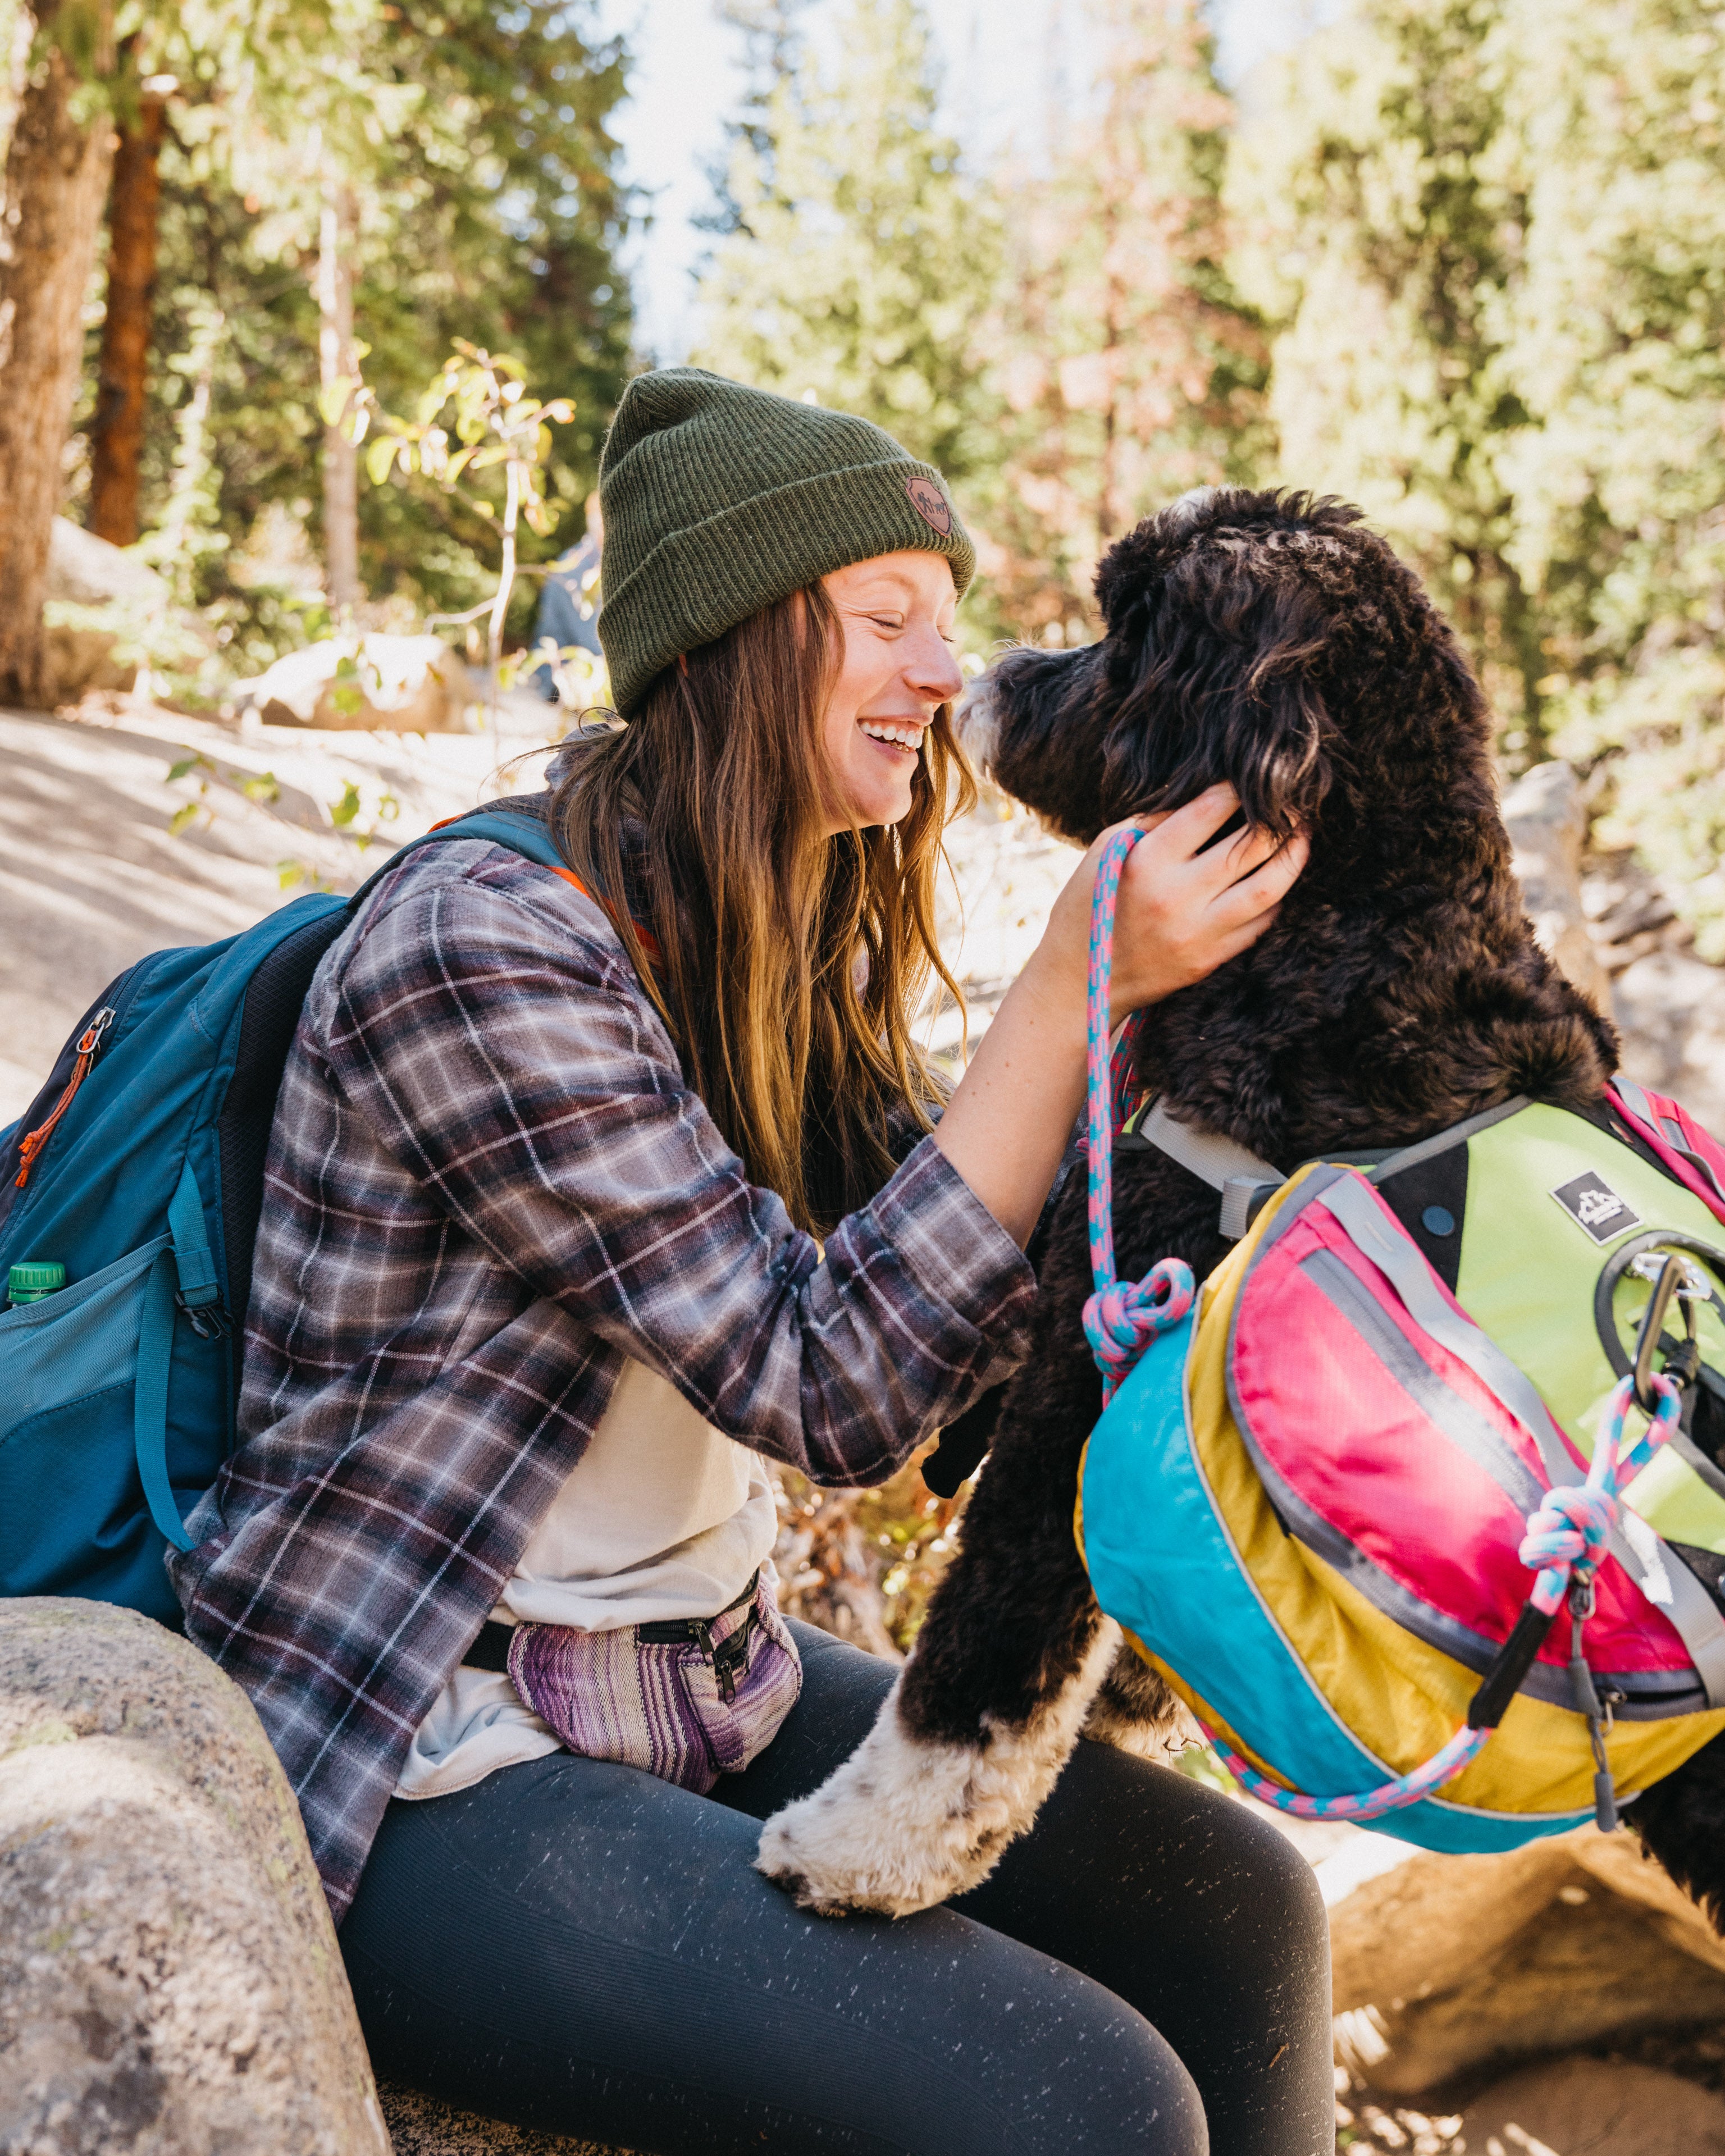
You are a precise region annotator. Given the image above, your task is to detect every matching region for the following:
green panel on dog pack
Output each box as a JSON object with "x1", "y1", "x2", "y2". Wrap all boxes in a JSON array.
[{"x1": 1454, "y1": 1104, "x2": 1725, "y2": 1550}]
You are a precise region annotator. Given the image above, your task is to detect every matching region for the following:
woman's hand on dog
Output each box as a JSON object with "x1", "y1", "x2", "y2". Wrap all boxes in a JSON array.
[
  {"x1": 1061, "y1": 784, "x2": 1309, "y2": 1026},
  {"x1": 932, "y1": 784, "x2": 1305, "y2": 1247}
]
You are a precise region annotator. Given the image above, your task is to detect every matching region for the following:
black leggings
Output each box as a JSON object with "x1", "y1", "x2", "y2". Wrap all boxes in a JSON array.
[{"x1": 341, "y1": 1622, "x2": 1334, "y2": 2155}]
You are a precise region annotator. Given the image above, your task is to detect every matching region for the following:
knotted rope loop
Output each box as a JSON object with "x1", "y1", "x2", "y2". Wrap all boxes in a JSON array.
[
  {"x1": 1082, "y1": 826, "x2": 1195, "y2": 1405},
  {"x1": 1519, "y1": 1371, "x2": 1682, "y2": 1614},
  {"x1": 1519, "y1": 1487, "x2": 1617, "y2": 1616},
  {"x1": 1084, "y1": 1263, "x2": 1196, "y2": 1398}
]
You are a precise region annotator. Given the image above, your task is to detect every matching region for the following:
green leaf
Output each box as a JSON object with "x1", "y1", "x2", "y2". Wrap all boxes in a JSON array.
[
  {"x1": 168, "y1": 801, "x2": 200, "y2": 837},
  {"x1": 331, "y1": 684, "x2": 364, "y2": 717},
  {"x1": 366, "y1": 436, "x2": 400, "y2": 485},
  {"x1": 166, "y1": 753, "x2": 202, "y2": 783},
  {"x1": 317, "y1": 379, "x2": 354, "y2": 428},
  {"x1": 329, "y1": 781, "x2": 363, "y2": 827},
  {"x1": 240, "y1": 772, "x2": 280, "y2": 804}
]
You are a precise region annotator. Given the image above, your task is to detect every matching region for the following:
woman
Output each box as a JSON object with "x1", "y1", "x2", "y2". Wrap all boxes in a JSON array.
[{"x1": 173, "y1": 369, "x2": 1329, "y2": 2155}]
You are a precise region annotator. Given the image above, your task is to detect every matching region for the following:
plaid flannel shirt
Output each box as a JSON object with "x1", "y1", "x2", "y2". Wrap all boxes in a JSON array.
[{"x1": 169, "y1": 830, "x2": 1039, "y2": 1919}]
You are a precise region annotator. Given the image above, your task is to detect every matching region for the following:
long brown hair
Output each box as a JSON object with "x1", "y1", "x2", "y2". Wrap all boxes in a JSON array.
[{"x1": 551, "y1": 580, "x2": 975, "y2": 1235}]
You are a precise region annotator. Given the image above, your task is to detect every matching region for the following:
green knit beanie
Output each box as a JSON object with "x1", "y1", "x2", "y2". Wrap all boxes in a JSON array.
[{"x1": 596, "y1": 367, "x2": 976, "y2": 714}]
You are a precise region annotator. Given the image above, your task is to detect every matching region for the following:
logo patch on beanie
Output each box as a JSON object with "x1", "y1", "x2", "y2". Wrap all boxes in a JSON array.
[{"x1": 905, "y1": 477, "x2": 952, "y2": 536}]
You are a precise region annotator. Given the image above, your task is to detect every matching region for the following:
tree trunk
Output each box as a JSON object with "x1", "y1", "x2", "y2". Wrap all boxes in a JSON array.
[
  {"x1": 87, "y1": 91, "x2": 164, "y2": 547},
  {"x1": 0, "y1": 4, "x2": 116, "y2": 708},
  {"x1": 316, "y1": 183, "x2": 360, "y2": 615}
]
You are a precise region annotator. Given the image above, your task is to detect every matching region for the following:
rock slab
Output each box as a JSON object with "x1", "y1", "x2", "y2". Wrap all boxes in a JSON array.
[
  {"x1": 232, "y1": 637, "x2": 477, "y2": 733},
  {"x1": 1502, "y1": 760, "x2": 1613, "y2": 1011},
  {"x1": 1459, "y1": 2057, "x2": 1725, "y2": 2155},
  {"x1": 1329, "y1": 1824, "x2": 1725, "y2": 2096},
  {"x1": 0, "y1": 1598, "x2": 390, "y2": 2155}
]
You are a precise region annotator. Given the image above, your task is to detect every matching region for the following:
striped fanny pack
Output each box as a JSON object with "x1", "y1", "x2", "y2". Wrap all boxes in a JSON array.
[{"x1": 466, "y1": 1570, "x2": 803, "y2": 1794}]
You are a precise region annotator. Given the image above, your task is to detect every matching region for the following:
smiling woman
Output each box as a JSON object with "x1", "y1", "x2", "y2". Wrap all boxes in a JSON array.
[
  {"x1": 176, "y1": 366, "x2": 1316, "y2": 2156},
  {"x1": 820, "y1": 552, "x2": 962, "y2": 833}
]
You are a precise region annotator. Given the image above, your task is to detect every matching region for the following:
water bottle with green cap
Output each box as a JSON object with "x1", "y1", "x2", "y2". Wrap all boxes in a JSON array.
[{"x1": 7, "y1": 1262, "x2": 66, "y2": 1307}]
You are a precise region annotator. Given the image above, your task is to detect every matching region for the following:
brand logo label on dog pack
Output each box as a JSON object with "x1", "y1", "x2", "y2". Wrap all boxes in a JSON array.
[
  {"x1": 1549, "y1": 1170, "x2": 1642, "y2": 1244},
  {"x1": 905, "y1": 476, "x2": 952, "y2": 536}
]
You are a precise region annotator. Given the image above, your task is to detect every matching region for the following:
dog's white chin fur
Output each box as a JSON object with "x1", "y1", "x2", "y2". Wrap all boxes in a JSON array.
[{"x1": 756, "y1": 1620, "x2": 1121, "y2": 1918}]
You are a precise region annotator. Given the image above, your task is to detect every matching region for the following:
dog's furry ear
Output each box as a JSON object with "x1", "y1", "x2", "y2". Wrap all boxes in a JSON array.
[{"x1": 1087, "y1": 489, "x2": 1375, "y2": 840}]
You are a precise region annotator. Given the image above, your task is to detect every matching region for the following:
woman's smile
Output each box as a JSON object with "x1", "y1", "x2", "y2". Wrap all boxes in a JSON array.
[{"x1": 858, "y1": 717, "x2": 925, "y2": 757}]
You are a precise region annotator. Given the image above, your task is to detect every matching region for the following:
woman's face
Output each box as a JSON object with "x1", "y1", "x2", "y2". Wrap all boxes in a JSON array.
[{"x1": 819, "y1": 551, "x2": 964, "y2": 834}]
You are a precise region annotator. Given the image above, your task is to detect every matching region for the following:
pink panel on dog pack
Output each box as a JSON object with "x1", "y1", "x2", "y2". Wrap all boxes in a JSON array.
[{"x1": 1230, "y1": 1195, "x2": 1694, "y2": 1680}]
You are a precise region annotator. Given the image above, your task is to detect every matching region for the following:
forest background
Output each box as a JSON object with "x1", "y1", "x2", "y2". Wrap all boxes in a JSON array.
[
  {"x1": 1, "y1": 0, "x2": 1722, "y2": 940},
  {"x1": 1, "y1": 0, "x2": 1723, "y2": 1653}
]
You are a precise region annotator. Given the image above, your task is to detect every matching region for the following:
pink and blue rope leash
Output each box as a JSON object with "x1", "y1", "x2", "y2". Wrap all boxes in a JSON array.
[
  {"x1": 1081, "y1": 827, "x2": 1194, "y2": 1407},
  {"x1": 1078, "y1": 821, "x2": 1684, "y2": 1825}
]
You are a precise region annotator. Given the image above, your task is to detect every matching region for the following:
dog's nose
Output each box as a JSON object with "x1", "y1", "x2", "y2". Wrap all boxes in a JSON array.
[{"x1": 953, "y1": 672, "x2": 1000, "y2": 775}]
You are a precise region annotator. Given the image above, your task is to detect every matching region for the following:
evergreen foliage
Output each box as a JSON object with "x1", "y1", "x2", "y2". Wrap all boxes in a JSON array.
[
  {"x1": 1232, "y1": 0, "x2": 1725, "y2": 944},
  {"x1": 694, "y1": 0, "x2": 1261, "y2": 647},
  {"x1": 692, "y1": 0, "x2": 1000, "y2": 486},
  {"x1": 1499, "y1": 0, "x2": 1725, "y2": 953},
  {"x1": 63, "y1": 0, "x2": 635, "y2": 672},
  {"x1": 978, "y1": 0, "x2": 1266, "y2": 640},
  {"x1": 6, "y1": 0, "x2": 1724, "y2": 944}
]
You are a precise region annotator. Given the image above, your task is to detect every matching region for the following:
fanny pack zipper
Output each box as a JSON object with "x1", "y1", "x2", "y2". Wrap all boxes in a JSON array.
[{"x1": 637, "y1": 1570, "x2": 761, "y2": 1703}]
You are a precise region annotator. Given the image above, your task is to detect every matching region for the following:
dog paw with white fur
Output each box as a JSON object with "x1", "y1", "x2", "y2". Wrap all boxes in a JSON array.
[{"x1": 756, "y1": 1624, "x2": 1120, "y2": 1918}]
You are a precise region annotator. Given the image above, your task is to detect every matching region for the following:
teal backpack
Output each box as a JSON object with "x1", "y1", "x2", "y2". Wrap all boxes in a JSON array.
[{"x1": 0, "y1": 805, "x2": 566, "y2": 1628}]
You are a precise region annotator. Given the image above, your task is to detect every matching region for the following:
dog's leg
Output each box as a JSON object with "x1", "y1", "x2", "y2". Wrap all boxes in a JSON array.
[
  {"x1": 758, "y1": 1158, "x2": 1207, "y2": 1917},
  {"x1": 1630, "y1": 1730, "x2": 1725, "y2": 1936},
  {"x1": 1083, "y1": 1638, "x2": 1194, "y2": 1761}
]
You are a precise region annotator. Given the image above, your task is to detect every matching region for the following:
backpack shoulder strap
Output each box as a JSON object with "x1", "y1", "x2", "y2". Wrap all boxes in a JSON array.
[
  {"x1": 348, "y1": 802, "x2": 663, "y2": 966},
  {"x1": 347, "y1": 802, "x2": 568, "y2": 912},
  {"x1": 133, "y1": 1158, "x2": 223, "y2": 1556}
]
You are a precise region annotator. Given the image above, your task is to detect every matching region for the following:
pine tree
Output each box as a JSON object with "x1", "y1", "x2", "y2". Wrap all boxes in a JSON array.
[
  {"x1": 1232, "y1": 0, "x2": 1725, "y2": 947},
  {"x1": 1499, "y1": 0, "x2": 1725, "y2": 953},
  {"x1": 1227, "y1": 0, "x2": 1544, "y2": 752},
  {"x1": 700, "y1": 0, "x2": 810, "y2": 236},
  {"x1": 56, "y1": 0, "x2": 635, "y2": 661},
  {"x1": 978, "y1": 0, "x2": 1267, "y2": 643},
  {"x1": 692, "y1": 0, "x2": 1000, "y2": 486}
]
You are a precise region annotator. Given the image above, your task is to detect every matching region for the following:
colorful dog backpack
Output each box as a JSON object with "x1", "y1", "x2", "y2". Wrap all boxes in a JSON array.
[{"x1": 1074, "y1": 829, "x2": 1725, "y2": 1852}]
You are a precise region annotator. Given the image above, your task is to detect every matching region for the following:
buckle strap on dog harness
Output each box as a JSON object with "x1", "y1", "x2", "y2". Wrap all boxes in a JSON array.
[
  {"x1": 1612, "y1": 1077, "x2": 1725, "y2": 1219},
  {"x1": 1134, "y1": 1098, "x2": 1284, "y2": 1240}
]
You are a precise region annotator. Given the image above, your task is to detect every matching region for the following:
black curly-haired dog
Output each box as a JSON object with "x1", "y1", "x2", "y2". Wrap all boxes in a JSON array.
[{"x1": 755, "y1": 485, "x2": 1725, "y2": 1928}]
